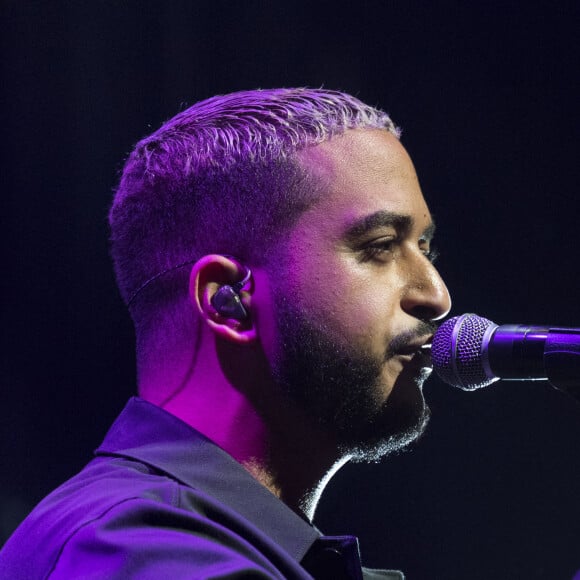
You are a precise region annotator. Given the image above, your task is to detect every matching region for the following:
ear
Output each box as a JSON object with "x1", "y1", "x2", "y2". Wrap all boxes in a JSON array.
[{"x1": 189, "y1": 254, "x2": 257, "y2": 344}]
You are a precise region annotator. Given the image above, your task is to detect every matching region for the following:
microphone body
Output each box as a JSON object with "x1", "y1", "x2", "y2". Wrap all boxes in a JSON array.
[{"x1": 431, "y1": 314, "x2": 580, "y2": 402}]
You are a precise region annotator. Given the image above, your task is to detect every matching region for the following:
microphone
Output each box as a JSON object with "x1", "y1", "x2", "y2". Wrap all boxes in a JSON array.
[{"x1": 431, "y1": 313, "x2": 580, "y2": 401}]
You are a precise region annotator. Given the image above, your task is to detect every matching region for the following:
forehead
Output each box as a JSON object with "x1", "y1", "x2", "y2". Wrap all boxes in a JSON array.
[{"x1": 294, "y1": 128, "x2": 431, "y2": 235}]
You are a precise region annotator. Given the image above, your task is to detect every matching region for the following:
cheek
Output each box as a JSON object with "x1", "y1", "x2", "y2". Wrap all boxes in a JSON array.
[
  {"x1": 290, "y1": 256, "x2": 401, "y2": 347},
  {"x1": 340, "y1": 275, "x2": 400, "y2": 346}
]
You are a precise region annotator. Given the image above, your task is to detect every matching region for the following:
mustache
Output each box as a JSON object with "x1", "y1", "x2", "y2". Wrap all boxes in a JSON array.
[{"x1": 386, "y1": 320, "x2": 438, "y2": 359}]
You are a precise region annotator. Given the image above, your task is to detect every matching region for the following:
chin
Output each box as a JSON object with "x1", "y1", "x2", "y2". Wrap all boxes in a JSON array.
[
  {"x1": 341, "y1": 383, "x2": 431, "y2": 463},
  {"x1": 334, "y1": 365, "x2": 432, "y2": 464},
  {"x1": 344, "y1": 406, "x2": 430, "y2": 464}
]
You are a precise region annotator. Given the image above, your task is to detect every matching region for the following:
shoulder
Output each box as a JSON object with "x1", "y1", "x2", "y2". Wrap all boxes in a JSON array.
[
  {"x1": 0, "y1": 455, "x2": 290, "y2": 579},
  {"x1": 0, "y1": 456, "x2": 171, "y2": 577}
]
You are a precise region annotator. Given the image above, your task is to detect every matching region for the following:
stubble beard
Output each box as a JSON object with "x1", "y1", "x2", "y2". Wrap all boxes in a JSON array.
[{"x1": 271, "y1": 293, "x2": 432, "y2": 463}]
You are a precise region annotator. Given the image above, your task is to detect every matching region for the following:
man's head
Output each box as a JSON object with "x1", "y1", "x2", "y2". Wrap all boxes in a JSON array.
[{"x1": 109, "y1": 88, "x2": 451, "y2": 461}]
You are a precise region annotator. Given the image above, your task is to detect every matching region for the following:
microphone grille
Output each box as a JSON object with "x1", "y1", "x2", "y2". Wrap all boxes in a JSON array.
[{"x1": 432, "y1": 313, "x2": 497, "y2": 390}]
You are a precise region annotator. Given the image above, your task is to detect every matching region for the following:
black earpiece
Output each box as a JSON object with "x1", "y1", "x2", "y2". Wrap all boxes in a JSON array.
[{"x1": 210, "y1": 266, "x2": 251, "y2": 320}]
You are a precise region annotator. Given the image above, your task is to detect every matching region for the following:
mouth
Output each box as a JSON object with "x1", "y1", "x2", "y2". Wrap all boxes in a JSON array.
[{"x1": 393, "y1": 337, "x2": 433, "y2": 368}]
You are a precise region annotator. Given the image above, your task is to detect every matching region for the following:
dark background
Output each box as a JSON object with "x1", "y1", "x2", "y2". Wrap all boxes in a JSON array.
[{"x1": 1, "y1": 2, "x2": 579, "y2": 579}]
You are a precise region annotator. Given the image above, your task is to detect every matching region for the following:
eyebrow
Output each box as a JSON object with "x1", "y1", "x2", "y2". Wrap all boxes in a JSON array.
[{"x1": 343, "y1": 210, "x2": 436, "y2": 242}]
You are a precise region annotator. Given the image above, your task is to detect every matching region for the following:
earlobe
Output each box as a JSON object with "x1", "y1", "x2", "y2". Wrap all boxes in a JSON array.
[{"x1": 189, "y1": 255, "x2": 257, "y2": 344}]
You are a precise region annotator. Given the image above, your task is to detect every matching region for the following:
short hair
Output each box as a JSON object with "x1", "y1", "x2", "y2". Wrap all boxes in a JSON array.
[{"x1": 109, "y1": 88, "x2": 399, "y2": 332}]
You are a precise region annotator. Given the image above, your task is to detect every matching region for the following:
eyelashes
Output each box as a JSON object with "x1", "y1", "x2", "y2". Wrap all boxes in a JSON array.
[
  {"x1": 359, "y1": 239, "x2": 396, "y2": 262},
  {"x1": 425, "y1": 246, "x2": 440, "y2": 264},
  {"x1": 358, "y1": 239, "x2": 440, "y2": 264}
]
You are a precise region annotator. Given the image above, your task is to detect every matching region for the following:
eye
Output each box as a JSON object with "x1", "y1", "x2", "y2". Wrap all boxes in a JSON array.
[{"x1": 359, "y1": 237, "x2": 397, "y2": 262}]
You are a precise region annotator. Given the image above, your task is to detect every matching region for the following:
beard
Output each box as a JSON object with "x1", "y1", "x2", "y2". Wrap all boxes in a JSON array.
[{"x1": 271, "y1": 292, "x2": 434, "y2": 462}]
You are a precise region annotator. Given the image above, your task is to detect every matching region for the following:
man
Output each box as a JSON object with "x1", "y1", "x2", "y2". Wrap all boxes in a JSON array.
[{"x1": 0, "y1": 88, "x2": 451, "y2": 578}]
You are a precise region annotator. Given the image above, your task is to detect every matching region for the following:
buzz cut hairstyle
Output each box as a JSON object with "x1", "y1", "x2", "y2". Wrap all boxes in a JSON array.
[{"x1": 109, "y1": 88, "x2": 400, "y2": 322}]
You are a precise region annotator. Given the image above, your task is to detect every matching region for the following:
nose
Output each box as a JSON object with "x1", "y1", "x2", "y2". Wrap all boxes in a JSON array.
[{"x1": 401, "y1": 258, "x2": 452, "y2": 322}]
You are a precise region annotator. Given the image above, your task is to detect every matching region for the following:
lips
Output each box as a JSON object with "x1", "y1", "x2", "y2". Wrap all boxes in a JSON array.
[
  {"x1": 393, "y1": 336, "x2": 433, "y2": 368},
  {"x1": 395, "y1": 335, "x2": 432, "y2": 355}
]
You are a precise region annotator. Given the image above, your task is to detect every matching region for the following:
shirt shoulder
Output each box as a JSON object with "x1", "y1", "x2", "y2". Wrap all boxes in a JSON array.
[{"x1": 0, "y1": 455, "x2": 292, "y2": 579}]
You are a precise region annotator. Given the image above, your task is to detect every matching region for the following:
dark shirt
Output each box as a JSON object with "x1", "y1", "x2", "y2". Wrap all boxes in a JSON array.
[{"x1": 0, "y1": 397, "x2": 403, "y2": 579}]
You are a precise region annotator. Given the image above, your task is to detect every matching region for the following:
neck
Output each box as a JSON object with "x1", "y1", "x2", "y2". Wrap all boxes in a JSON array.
[
  {"x1": 243, "y1": 451, "x2": 350, "y2": 521},
  {"x1": 140, "y1": 333, "x2": 349, "y2": 521}
]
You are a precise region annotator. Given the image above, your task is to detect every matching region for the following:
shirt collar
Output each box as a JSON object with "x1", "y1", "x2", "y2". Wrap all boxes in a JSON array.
[{"x1": 94, "y1": 397, "x2": 321, "y2": 562}]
